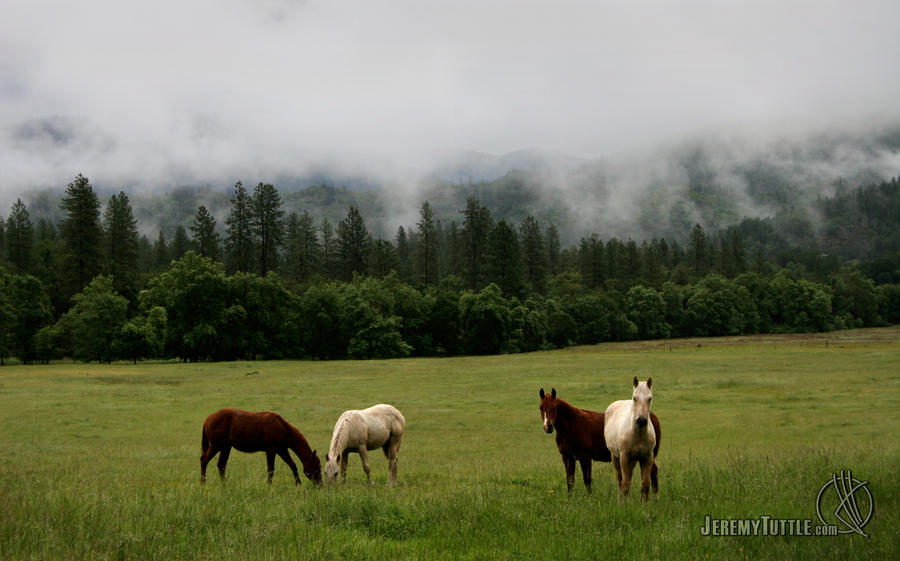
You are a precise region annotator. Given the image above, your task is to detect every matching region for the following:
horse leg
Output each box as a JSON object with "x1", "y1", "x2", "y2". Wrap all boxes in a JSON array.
[
  {"x1": 619, "y1": 453, "x2": 636, "y2": 500},
  {"x1": 650, "y1": 462, "x2": 659, "y2": 498},
  {"x1": 612, "y1": 454, "x2": 623, "y2": 493},
  {"x1": 639, "y1": 457, "x2": 653, "y2": 503},
  {"x1": 340, "y1": 450, "x2": 350, "y2": 483},
  {"x1": 578, "y1": 456, "x2": 593, "y2": 495},
  {"x1": 217, "y1": 446, "x2": 231, "y2": 482},
  {"x1": 200, "y1": 445, "x2": 219, "y2": 484},
  {"x1": 358, "y1": 448, "x2": 372, "y2": 485},
  {"x1": 277, "y1": 448, "x2": 301, "y2": 485},
  {"x1": 562, "y1": 455, "x2": 576, "y2": 494},
  {"x1": 266, "y1": 451, "x2": 276, "y2": 484},
  {"x1": 383, "y1": 438, "x2": 401, "y2": 486}
]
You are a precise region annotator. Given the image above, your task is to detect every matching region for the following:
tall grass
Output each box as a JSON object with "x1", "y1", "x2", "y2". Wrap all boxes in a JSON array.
[{"x1": 1, "y1": 328, "x2": 898, "y2": 560}]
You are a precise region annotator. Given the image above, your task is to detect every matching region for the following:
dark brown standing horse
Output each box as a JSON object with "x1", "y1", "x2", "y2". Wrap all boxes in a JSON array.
[
  {"x1": 200, "y1": 408, "x2": 322, "y2": 486},
  {"x1": 539, "y1": 388, "x2": 660, "y2": 494}
]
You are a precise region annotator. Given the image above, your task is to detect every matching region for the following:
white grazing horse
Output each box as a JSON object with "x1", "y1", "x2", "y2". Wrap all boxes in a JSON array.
[
  {"x1": 325, "y1": 404, "x2": 405, "y2": 486},
  {"x1": 604, "y1": 377, "x2": 657, "y2": 502}
]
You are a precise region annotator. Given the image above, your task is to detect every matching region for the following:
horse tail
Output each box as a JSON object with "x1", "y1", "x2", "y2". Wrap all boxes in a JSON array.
[{"x1": 651, "y1": 413, "x2": 661, "y2": 458}]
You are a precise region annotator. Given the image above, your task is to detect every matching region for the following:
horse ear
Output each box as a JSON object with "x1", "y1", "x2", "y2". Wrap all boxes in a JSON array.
[
  {"x1": 633, "y1": 376, "x2": 639, "y2": 387},
  {"x1": 647, "y1": 377, "x2": 652, "y2": 389},
  {"x1": 540, "y1": 388, "x2": 545, "y2": 398},
  {"x1": 312, "y1": 449, "x2": 317, "y2": 456},
  {"x1": 551, "y1": 388, "x2": 556, "y2": 398}
]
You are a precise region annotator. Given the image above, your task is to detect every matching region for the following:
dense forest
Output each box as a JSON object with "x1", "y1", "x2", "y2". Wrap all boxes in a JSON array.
[{"x1": 1, "y1": 173, "x2": 899, "y2": 364}]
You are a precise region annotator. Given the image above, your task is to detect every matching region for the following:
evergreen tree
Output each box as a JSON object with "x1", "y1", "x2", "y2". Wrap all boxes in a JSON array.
[
  {"x1": 624, "y1": 239, "x2": 641, "y2": 286},
  {"x1": 460, "y1": 198, "x2": 492, "y2": 289},
  {"x1": 546, "y1": 223, "x2": 561, "y2": 276},
  {"x1": 250, "y1": 182, "x2": 284, "y2": 276},
  {"x1": 688, "y1": 223, "x2": 709, "y2": 277},
  {"x1": 292, "y1": 211, "x2": 321, "y2": 283},
  {"x1": 486, "y1": 220, "x2": 523, "y2": 297},
  {"x1": 320, "y1": 218, "x2": 335, "y2": 279},
  {"x1": 6, "y1": 199, "x2": 34, "y2": 273},
  {"x1": 443, "y1": 221, "x2": 462, "y2": 280},
  {"x1": 336, "y1": 206, "x2": 370, "y2": 280},
  {"x1": 59, "y1": 174, "x2": 103, "y2": 298},
  {"x1": 579, "y1": 234, "x2": 604, "y2": 289},
  {"x1": 519, "y1": 216, "x2": 546, "y2": 293},
  {"x1": 171, "y1": 225, "x2": 189, "y2": 261},
  {"x1": 395, "y1": 226, "x2": 412, "y2": 283},
  {"x1": 190, "y1": 205, "x2": 219, "y2": 260},
  {"x1": 369, "y1": 239, "x2": 398, "y2": 278},
  {"x1": 0, "y1": 216, "x2": 5, "y2": 265},
  {"x1": 415, "y1": 201, "x2": 439, "y2": 286},
  {"x1": 102, "y1": 191, "x2": 139, "y2": 298},
  {"x1": 153, "y1": 230, "x2": 169, "y2": 271},
  {"x1": 224, "y1": 181, "x2": 255, "y2": 274}
]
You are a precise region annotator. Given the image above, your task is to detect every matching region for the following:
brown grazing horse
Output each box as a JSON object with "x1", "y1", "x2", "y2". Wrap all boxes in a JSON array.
[
  {"x1": 200, "y1": 408, "x2": 322, "y2": 486},
  {"x1": 539, "y1": 388, "x2": 660, "y2": 494}
]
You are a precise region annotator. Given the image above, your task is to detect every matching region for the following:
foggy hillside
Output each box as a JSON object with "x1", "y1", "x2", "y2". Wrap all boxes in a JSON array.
[{"x1": 12, "y1": 126, "x2": 899, "y2": 248}]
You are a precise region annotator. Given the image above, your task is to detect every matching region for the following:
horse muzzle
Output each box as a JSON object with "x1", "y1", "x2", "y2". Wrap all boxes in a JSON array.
[
  {"x1": 543, "y1": 422, "x2": 554, "y2": 434},
  {"x1": 635, "y1": 416, "x2": 648, "y2": 429}
]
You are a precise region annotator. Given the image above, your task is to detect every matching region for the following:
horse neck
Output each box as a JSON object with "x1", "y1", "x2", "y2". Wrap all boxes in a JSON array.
[
  {"x1": 328, "y1": 416, "x2": 352, "y2": 458},
  {"x1": 285, "y1": 424, "x2": 315, "y2": 467},
  {"x1": 553, "y1": 399, "x2": 579, "y2": 430}
]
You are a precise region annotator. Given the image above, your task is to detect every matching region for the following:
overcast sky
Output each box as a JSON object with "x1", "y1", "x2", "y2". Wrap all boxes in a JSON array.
[{"x1": 2, "y1": 0, "x2": 900, "y2": 196}]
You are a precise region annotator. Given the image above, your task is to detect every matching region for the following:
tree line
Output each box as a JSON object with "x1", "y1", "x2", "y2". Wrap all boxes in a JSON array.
[{"x1": 1, "y1": 174, "x2": 898, "y2": 364}]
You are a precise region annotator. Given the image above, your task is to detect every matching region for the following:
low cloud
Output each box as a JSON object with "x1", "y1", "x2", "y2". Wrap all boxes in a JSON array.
[{"x1": 2, "y1": 0, "x2": 900, "y2": 225}]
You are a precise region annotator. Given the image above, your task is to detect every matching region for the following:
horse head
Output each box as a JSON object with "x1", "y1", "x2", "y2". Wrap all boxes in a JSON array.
[
  {"x1": 324, "y1": 453, "x2": 340, "y2": 485},
  {"x1": 539, "y1": 387, "x2": 558, "y2": 434},
  {"x1": 632, "y1": 376, "x2": 653, "y2": 430},
  {"x1": 306, "y1": 450, "x2": 323, "y2": 486}
]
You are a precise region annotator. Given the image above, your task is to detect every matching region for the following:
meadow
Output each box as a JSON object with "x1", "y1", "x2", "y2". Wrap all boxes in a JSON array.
[{"x1": 1, "y1": 327, "x2": 898, "y2": 560}]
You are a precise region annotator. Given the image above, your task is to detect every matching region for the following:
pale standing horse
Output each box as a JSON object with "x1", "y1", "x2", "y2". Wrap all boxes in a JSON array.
[
  {"x1": 604, "y1": 377, "x2": 657, "y2": 502},
  {"x1": 325, "y1": 404, "x2": 405, "y2": 486}
]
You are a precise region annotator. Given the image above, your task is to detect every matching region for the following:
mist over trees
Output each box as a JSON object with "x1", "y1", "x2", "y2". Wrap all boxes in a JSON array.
[{"x1": 1, "y1": 171, "x2": 899, "y2": 364}]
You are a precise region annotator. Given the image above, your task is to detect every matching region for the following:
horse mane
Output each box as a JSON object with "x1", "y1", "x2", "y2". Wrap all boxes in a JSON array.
[
  {"x1": 554, "y1": 397, "x2": 582, "y2": 422},
  {"x1": 328, "y1": 413, "x2": 354, "y2": 456},
  {"x1": 278, "y1": 415, "x2": 315, "y2": 465}
]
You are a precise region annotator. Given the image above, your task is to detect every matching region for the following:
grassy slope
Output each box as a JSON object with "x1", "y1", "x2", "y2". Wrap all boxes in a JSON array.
[{"x1": 0, "y1": 328, "x2": 898, "y2": 560}]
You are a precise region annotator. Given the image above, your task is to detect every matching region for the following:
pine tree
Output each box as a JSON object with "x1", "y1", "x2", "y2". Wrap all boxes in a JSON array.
[
  {"x1": 102, "y1": 191, "x2": 139, "y2": 299},
  {"x1": 154, "y1": 230, "x2": 169, "y2": 271},
  {"x1": 294, "y1": 211, "x2": 321, "y2": 283},
  {"x1": 689, "y1": 223, "x2": 709, "y2": 277},
  {"x1": 59, "y1": 174, "x2": 103, "y2": 297},
  {"x1": 225, "y1": 181, "x2": 255, "y2": 274},
  {"x1": 0, "y1": 216, "x2": 6, "y2": 265},
  {"x1": 579, "y1": 234, "x2": 604, "y2": 288},
  {"x1": 519, "y1": 215, "x2": 546, "y2": 293},
  {"x1": 460, "y1": 198, "x2": 492, "y2": 289},
  {"x1": 6, "y1": 199, "x2": 34, "y2": 273},
  {"x1": 250, "y1": 182, "x2": 284, "y2": 276},
  {"x1": 320, "y1": 218, "x2": 335, "y2": 279},
  {"x1": 336, "y1": 206, "x2": 370, "y2": 280},
  {"x1": 486, "y1": 219, "x2": 522, "y2": 297},
  {"x1": 171, "y1": 225, "x2": 189, "y2": 261},
  {"x1": 415, "y1": 201, "x2": 439, "y2": 285},
  {"x1": 190, "y1": 205, "x2": 219, "y2": 260},
  {"x1": 395, "y1": 226, "x2": 412, "y2": 282},
  {"x1": 369, "y1": 239, "x2": 398, "y2": 278},
  {"x1": 546, "y1": 223, "x2": 561, "y2": 276}
]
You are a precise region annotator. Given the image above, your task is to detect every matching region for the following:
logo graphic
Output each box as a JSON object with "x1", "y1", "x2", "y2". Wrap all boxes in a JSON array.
[{"x1": 816, "y1": 470, "x2": 873, "y2": 537}]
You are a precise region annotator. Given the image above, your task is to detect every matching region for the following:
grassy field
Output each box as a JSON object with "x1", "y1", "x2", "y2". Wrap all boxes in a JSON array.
[{"x1": 1, "y1": 327, "x2": 898, "y2": 560}]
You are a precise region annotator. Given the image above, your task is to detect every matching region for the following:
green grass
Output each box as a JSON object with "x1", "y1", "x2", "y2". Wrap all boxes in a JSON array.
[{"x1": 1, "y1": 327, "x2": 898, "y2": 560}]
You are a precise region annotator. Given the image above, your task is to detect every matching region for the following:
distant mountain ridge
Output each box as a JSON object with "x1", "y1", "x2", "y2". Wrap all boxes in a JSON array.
[{"x1": 16, "y1": 129, "x2": 900, "y2": 251}]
